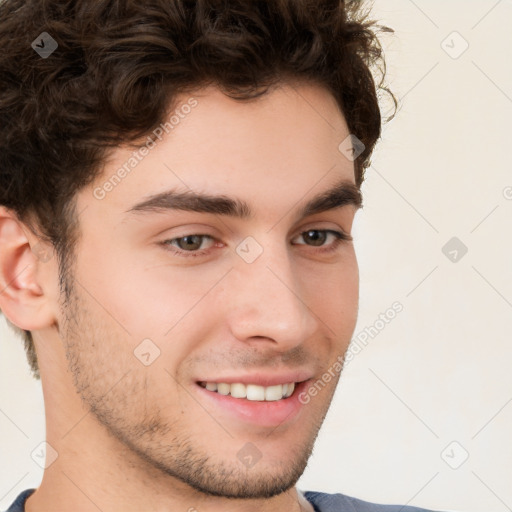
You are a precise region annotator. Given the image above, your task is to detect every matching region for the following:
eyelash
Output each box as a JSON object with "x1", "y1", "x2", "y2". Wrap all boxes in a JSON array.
[{"x1": 160, "y1": 229, "x2": 352, "y2": 259}]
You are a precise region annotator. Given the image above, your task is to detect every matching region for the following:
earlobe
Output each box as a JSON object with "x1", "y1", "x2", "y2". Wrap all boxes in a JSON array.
[{"x1": 0, "y1": 206, "x2": 56, "y2": 331}]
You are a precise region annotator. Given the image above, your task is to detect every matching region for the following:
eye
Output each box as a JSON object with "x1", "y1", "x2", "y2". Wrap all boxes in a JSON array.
[
  {"x1": 292, "y1": 229, "x2": 352, "y2": 253},
  {"x1": 160, "y1": 229, "x2": 351, "y2": 259},
  {"x1": 161, "y1": 234, "x2": 217, "y2": 258}
]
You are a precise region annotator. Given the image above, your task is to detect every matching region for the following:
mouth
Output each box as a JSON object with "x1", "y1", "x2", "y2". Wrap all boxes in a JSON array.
[
  {"x1": 197, "y1": 381, "x2": 296, "y2": 401},
  {"x1": 194, "y1": 378, "x2": 312, "y2": 427}
]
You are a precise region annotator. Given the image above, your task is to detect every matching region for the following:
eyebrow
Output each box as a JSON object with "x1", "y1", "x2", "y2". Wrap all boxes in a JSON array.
[{"x1": 124, "y1": 178, "x2": 362, "y2": 221}]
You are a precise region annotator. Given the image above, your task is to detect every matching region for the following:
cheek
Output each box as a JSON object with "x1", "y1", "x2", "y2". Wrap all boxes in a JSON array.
[
  {"x1": 306, "y1": 252, "x2": 359, "y2": 332},
  {"x1": 76, "y1": 241, "x2": 201, "y2": 337}
]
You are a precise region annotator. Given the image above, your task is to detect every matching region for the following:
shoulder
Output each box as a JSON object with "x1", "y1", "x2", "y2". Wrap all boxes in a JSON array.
[
  {"x1": 2, "y1": 489, "x2": 35, "y2": 512},
  {"x1": 303, "y1": 490, "x2": 449, "y2": 512}
]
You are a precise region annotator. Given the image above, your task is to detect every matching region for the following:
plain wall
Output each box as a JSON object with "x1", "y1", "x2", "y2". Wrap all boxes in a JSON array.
[{"x1": 1, "y1": 1, "x2": 511, "y2": 511}]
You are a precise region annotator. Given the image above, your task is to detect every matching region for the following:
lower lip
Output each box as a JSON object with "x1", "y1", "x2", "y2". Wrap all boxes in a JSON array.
[{"x1": 193, "y1": 380, "x2": 311, "y2": 428}]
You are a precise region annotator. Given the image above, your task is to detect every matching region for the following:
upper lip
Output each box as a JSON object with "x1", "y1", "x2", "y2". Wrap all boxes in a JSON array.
[{"x1": 196, "y1": 370, "x2": 314, "y2": 387}]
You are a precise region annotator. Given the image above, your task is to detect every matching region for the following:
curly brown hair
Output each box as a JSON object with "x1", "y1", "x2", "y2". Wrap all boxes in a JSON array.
[{"x1": 0, "y1": 0, "x2": 396, "y2": 379}]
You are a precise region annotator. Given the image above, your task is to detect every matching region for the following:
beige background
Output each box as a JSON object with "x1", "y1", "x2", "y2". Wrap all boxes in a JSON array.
[{"x1": 1, "y1": 1, "x2": 512, "y2": 511}]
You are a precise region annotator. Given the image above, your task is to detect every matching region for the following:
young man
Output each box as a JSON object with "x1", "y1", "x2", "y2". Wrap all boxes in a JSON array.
[{"x1": 0, "y1": 1, "x2": 446, "y2": 511}]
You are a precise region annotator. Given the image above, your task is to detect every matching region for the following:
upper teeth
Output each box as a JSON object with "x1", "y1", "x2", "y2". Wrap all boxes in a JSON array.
[{"x1": 200, "y1": 382, "x2": 295, "y2": 401}]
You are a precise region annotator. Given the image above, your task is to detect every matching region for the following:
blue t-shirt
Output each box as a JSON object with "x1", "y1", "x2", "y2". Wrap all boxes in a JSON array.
[{"x1": 4, "y1": 488, "x2": 445, "y2": 512}]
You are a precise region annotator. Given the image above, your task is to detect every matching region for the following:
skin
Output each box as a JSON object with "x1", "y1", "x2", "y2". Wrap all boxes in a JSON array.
[{"x1": 0, "y1": 81, "x2": 360, "y2": 512}]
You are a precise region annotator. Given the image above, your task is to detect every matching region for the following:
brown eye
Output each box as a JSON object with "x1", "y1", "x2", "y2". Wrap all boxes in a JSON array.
[
  {"x1": 174, "y1": 235, "x2": 206, "y2": 251},
  {"x1": 302, "y1": 230, "x2": 328, "y2": 246},
  {"x1": 161, "y1": 234, "x2": 217, "y2": 258},
  {"x1": 293, "y1": 229, "x2": 351, "y2": 250}
]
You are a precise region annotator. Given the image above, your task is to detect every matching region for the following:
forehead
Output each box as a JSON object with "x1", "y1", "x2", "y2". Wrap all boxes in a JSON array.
[{"x1": 81, "y1": 82, "x2": 356, "y2": 224}]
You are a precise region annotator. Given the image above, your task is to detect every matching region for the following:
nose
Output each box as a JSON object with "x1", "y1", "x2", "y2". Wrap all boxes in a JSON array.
[{"x1": 223, "y1": 239, "x2": 318, "y2": 352}]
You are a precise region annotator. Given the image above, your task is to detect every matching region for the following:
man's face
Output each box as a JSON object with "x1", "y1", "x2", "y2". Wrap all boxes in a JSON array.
[{"x1": 57, "y1": 82, "x2": 360, "y2": 498}]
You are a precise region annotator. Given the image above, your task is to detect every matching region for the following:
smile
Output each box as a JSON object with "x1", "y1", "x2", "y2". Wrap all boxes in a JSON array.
[{"x1": 198, "y1": 381, "x2": 296, "y2": 401}]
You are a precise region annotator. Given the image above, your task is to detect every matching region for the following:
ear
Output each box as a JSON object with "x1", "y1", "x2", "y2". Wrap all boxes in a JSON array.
[{"x1": 0, "y1": 206, "x2": 57, "y2": 331}]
